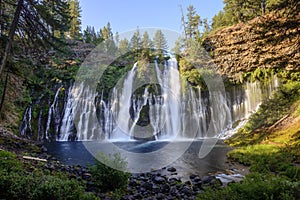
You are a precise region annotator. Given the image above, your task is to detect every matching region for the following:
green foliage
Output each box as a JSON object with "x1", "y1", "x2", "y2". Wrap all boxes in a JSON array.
[
  {"x1": 0, "y1": 150, "x2": 99, "y2": 200},
  {"x1": 211, "y1": 11, "x2": 228, "y2": 30},
  {"x1": 97, "y1": 65, "x2": 131, "y2": 101},
  {"x1": 182, "y1": 68, "x2": 217, "y2": 90},
  {"x1": 242, "y1": 68, "x2": 276, "y2": 83},
  {"x1": 130, "y1": 28, "x2": 142, "y2": 58},
  {"x1": 118, "y1": 38, "x2": 131, "y2": 56},
  {"x1": 83, "y1": 26, "x2": 102, "y2": 44},
  {"x1": 227, "y1": 144, "x2": 300, "y2": 180},
  {"x1": 153, "y1": 30, "x2": 168, "y2": 62},
  {"x1": 89, "y1": 152, "x2": 130, "y2": 193},
  {"x1": 211, "y1": 0, "x2": 298, "y2": 30},
  {"x1": 0, "y1": 170, "x2": 98, "y2": 200},
  {"x1": 185, "y1": 5, "x2": 201, "y2": 39},
  {"x1": 0, "y1": 150, "x2": 23, "y2": 172},
  {"x1": 68, "y1": 0, "x2": 82, "y2": 40},
  {"x1": 278, "y1": 70, "x2": 300, "y2": 83},
  {"x1": 197, "y1": 173, "x2": 300, "y2": 200},
  {"x1": 32, "y1": 175, "x2": 90, "y2": 200}
]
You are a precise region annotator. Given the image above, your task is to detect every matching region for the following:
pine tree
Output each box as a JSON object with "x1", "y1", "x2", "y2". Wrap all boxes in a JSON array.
[
  {"x1": 130, "y1": 28, "x2": 142, "y2": 59},
  {"x1": 68, "y1": 0, "x2": 81, "y2": 39},
  {"x1": 0, "y1": 0, "x2": 71, "y2": 112},
  {"x1": 100, "y1": 22, "x2": 116, "y2": 54},
  {"x1": 118, "y1": 38, "x2": 130, "y2": 56},
  {"x1": 186, "y1": 5, "x2": 201, "y2": 39},
  {"x1": 141, "y1": 31, "x2": 153, "y2": 59},
  {"x1": 83, "y1": 26, "x2": 96, "y2": 43},
  {"x1": 153, "y1": 30, "x2": 168, "y2": 61},
  {"x1": 172, "y1": 36, "x2": 183, "y2": 60},
  {"x1": 212, "y1": 11, "x2": 227, "y2": 30}
]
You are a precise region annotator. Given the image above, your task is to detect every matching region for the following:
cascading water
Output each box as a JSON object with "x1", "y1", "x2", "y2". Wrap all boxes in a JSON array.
[
  {"x1": 58, "y1": 86, "x2": 75, "y2": 141},
  {"x1": 24, "y1": 59, "x2": 279, "y2": 141},
  {"x1": 45, "y1": 86, "x2": 62, "y2": 140},
  {"x1": 20, "y1": 106, "x2": 33, "y2": 137}
]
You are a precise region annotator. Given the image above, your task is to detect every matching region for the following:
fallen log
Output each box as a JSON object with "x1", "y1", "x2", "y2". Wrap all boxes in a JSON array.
[
  {"x1": 268, "y1": 114, "x2": 289, "y2": 131},
  {"x1": 22, "y1": 156, "x2": 47, "y2": 162}
]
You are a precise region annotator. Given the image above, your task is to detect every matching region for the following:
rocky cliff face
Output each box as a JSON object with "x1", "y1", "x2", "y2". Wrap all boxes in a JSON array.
[{"x1": 203, "y1": 12, "x2": 300, "y2": 82}]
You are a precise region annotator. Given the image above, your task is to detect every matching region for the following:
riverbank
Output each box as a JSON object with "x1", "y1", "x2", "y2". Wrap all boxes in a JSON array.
[{"x1": 0, "y1": 127, "x2": 248, "y2": 199}]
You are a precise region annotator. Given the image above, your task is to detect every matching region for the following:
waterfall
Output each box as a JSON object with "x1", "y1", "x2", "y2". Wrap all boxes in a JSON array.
[
  {"x1": 45, "y1": 86, "x2": 62, "y2": 140},
  {"x1": 53, "y1": 60, "x2": 280, "y2": 141},
  {"x1": 58, "y1": 86, "x2": 75, "y2": 141},
  {"x1": 112, "y1": 63, "x2": 138, "y2": 140},
  {"x1": 219, "y1": 76, "x2": 280, "y2": 139},
  {"x1": 19, "y1": 106, "x2": 33, "y2": 137}
]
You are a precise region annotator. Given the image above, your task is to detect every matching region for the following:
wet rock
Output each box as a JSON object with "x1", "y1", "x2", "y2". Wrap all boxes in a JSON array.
[
  {"x1": 193, "y1": 176, "x2": 202, "y2": 183},
  {"x1": 181, "y1": 185, "x2": 192, "y2": 195},
  {"x1": 161, "y1": 184, "x2": 170, "y2": 192},
  {"x1": 189, "y1": 174, "x2": 197, "y2": 180},
  {"x1": 152, "y1": 184, "x2": 160, "y2": 193},
  {"x1": 168, "y1": 177, "x2": 180, "y2": 184},
  {"x1": 122, "y1": 195, "x2": 134, "y2": 200},
  {"x1": 184, "y1": 180, "x2": 192, "y2": 185},
  {"x1": 129, "y1": 178, "x2": 139, "y2": 187},
  {"x1": 169, "y1": 186, "x2": 177, "y2": 195},
  {"x1": 167, "y1": 167, "x2": 176, "y2": 172},
  {"x1": 133, "y1": 193, "x2": 143, "y2": 199},
  {"x1": 153, "y1": 176, "x2": 165, "y2": 184},
  {"x1": 142, "y1": 182, "x2": 153, "y2": 190},
  {"x1": 202, "y1": 175, "x2": 215, "y2": 185},
  {"x1": 41, "y1": 145, "x2": 48, "y2": 152},
  {"x1": 156, "y1": 193, "x2": 165, "y2": 200}
]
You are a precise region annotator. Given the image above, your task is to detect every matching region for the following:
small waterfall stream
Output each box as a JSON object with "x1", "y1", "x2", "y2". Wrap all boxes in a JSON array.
[{"x1": 19, "y1": 59, "x2": 280, "y2": 141}]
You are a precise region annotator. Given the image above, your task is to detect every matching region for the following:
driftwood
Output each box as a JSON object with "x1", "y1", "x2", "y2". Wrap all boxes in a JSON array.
[
  {"x1": 22, "y1": 156, "x2": 47, "y2": 162},
  {"x1": 268, "y1": 114, "x2": 289, "y2": 131}
]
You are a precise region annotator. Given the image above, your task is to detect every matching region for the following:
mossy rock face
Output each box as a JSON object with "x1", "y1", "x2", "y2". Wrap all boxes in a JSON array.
[{"x1": 129, "y1": 83, "x2": 162, "y2": 126}]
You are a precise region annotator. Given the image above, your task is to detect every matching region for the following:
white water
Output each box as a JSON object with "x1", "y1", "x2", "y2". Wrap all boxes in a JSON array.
[
  {"x1": 45, "y1": 86, "x2": 62, "y2": 140},
  {"x1": 56, "y1": 60, "x2": 279, "y2": 141},
  {"x1": 20, "y1": 106, "x2": 32, "y2": 136},
  {"x1": 58, "y1": 86, "x2": 75, "y2": 141}
]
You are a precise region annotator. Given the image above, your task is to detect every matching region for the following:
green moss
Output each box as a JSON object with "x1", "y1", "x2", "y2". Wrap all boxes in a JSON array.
[
  {"x1": 242, "y1": 68, "x2": 276, "y2": 83},
  {"x1": 227, "y1": 144, "x2": 299, "y2": 179}
]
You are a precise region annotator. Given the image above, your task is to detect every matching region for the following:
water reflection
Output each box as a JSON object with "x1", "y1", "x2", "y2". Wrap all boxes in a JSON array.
[{"x1": 46, "y1": 140, "x2": 232, "y2": 179}]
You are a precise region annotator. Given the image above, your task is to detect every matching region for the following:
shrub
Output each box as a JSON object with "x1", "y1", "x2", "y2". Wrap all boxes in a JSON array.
[
  {"x1": 0, "y1": 150, "x2": 23, "y2": 172},
  {"x1": 32, "y1": 175, "x2": 86, "y2": 200},
  {"x1": 197, "y1": 173, "x2": 300, "y2": 200},
  {"x1": 0, "y1": 166, "x2": 99, "y2": 200},
  {"x1": 89, "y1": 152, "x2": 130, "y2": 192}
]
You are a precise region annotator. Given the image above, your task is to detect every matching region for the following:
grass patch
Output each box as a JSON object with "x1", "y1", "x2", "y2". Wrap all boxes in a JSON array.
[
  {"x1": 197, "y1": 173, "x2": 300, "y2": 200},
  {"x1": 227, "y1": 144, "x2": 299, "y2": 180}
]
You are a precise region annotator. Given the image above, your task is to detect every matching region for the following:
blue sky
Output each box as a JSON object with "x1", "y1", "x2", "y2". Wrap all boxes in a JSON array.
[{"x1": 79, "y1": 0, "x2": 224, "y2": 34}]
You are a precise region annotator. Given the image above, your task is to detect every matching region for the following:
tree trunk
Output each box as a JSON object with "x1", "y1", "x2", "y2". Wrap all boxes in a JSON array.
[
  {"x1": 0, "y1": 71, "x2": 9, "y2": 114},
  {"x1": 0, "y1": 0, "x2": 24, "y2": 77},
  {"x1": 0, "y1": 0, "x2": 2, "y2": 36}
]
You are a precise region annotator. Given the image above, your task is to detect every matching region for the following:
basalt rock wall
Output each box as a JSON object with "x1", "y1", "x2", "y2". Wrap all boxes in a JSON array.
[{"x1": 203, "y1": 12, "x2": 300, "y2": 82}]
